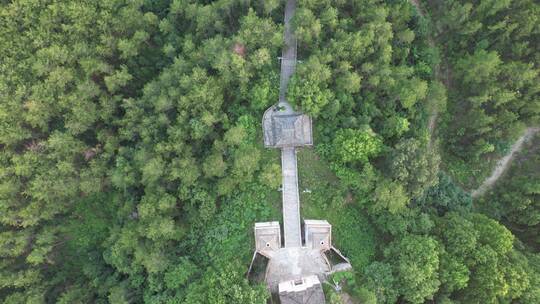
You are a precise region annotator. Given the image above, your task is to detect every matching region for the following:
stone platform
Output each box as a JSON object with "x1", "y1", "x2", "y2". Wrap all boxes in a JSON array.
[{"x1": 265, "y1": 247, "x2": 330, "y2": 293}]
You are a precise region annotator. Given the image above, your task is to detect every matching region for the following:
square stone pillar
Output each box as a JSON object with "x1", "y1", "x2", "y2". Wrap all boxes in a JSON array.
[
  {"x1": 304, "y1": 220, "x2": 331, "y2": 251},
  {"x1": 254, "y1": 222, "x2": 281, "y2": 253}
]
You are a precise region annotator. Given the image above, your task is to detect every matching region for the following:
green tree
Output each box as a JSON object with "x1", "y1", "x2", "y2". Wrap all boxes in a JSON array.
[
  {"x1": 259, "y1": 163, "x2": 282, "y2": 189},
  {"x1": 362, "y1": 262, "x2": 398, "y2": 304},
  {"x1": 388, "y1": 138, "x2": 440, "y2": 198},
  {"x1": 371, "y1": 179, "x2": 409, "y2": 214},
  {"x1": 385, "y1": 235, "x2": 441, "y2": 303},
  {"x1": 287, "y1": 57, "x2": 334, "y2": 117},
  {"x1": 332, "y1": 128, "x2": 383, "y2": 164},
  {"x1": 416, "y1": 172, "x2": 472, "y2": 215}
]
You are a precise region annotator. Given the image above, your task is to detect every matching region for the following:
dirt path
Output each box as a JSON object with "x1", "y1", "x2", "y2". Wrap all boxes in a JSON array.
[
  {"x1": 427, "y1": 113, "x2": 437, "y2": 143},
  {"x1": 340, "y1": 292, "x2": 357, "y2": 304},
  {"x1": 471, "y1": 127, "x2": 540, "y2": 198},
  {"x1": 409, "y1": 0, "x2": 425, "y2": 16}
]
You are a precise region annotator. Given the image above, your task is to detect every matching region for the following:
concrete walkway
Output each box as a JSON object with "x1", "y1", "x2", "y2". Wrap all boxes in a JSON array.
[
  {"x1": 278, "y1": 0, "x2": 302, "y2": 248},
  {"x1": 278, "y1": 0, "x2": 297, "y2": 104},
  {"x1": 281, "y1": 148, "x2": 302, "y2": 247}
]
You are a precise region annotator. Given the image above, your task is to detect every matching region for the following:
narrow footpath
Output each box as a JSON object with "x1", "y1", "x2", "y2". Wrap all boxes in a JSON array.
[{"x1": 471, "y1": 127, "x2": 540, "y2": 198}]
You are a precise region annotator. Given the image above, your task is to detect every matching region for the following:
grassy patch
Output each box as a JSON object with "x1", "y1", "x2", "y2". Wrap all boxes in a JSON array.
[
  {"x1": 297, "y1": 148, "x2": 376, "y2": 269},
  {"x1": 259, "y1": 147, "x2": 285, "y2": 221}
]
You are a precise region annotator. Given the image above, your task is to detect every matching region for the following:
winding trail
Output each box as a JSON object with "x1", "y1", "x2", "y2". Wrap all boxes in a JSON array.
[{"x1": 471, "y1": 127, "x2": 540, "y2": 198}]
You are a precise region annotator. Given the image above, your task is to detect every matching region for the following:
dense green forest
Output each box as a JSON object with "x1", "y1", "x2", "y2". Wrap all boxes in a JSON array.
[
  {"x1": 423, "y1": 0, "x2": 540, "y2": 186},
  {"x1": 0, "y1": 0, "x2": 538, "y2": 303}
]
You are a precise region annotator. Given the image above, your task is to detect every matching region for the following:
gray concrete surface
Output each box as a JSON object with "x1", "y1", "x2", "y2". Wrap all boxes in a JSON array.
[
  {"x1": 265, "y1": 247, "x2": 331, "y2": 293},
  {"x1": 279, "y1": 0, "x2": 297, "y2": 104},
  {"x1": 282, "y1": 147, "x2": 302, "y2": 247},
  {"x1": 277, "y1": 0, "x2": 303, "y2": 248}
]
